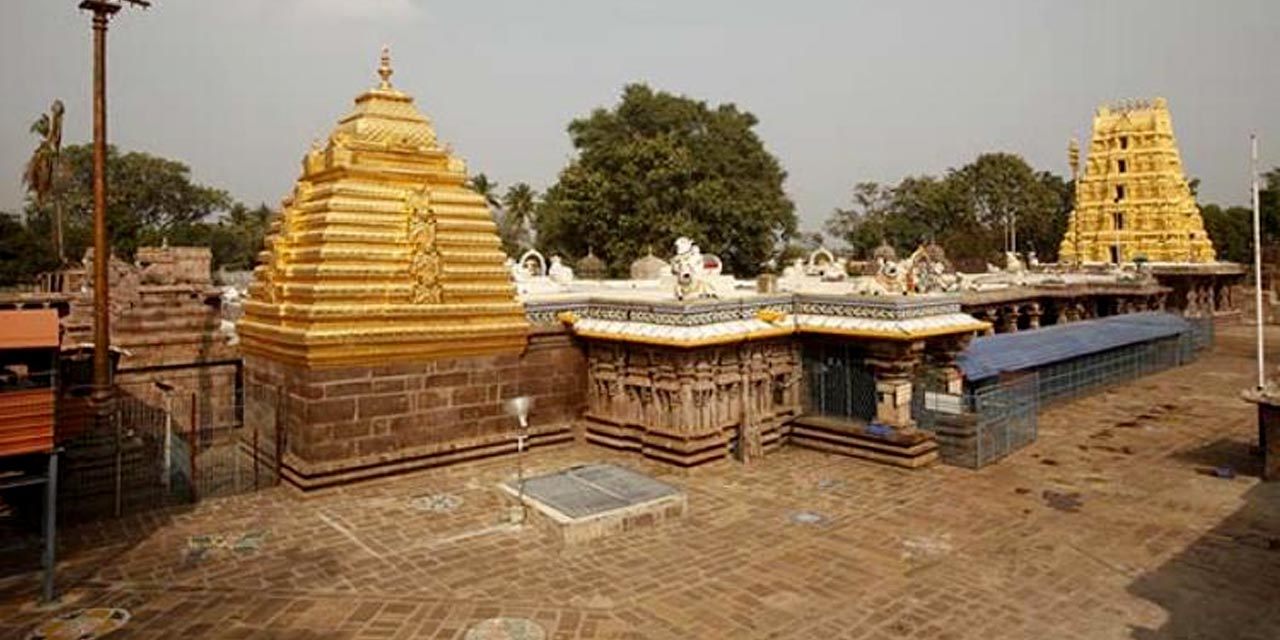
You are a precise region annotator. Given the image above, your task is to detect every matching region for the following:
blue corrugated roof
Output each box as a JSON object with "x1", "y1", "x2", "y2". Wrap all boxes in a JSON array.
[{"x1": 958, "y1": 312, "x2": 1191, "y2": 382}]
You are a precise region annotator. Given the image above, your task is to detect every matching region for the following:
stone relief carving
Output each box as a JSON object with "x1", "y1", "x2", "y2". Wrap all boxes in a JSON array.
[{"x1": 583, "y1": 340, "x2": 800, "y2": 444}]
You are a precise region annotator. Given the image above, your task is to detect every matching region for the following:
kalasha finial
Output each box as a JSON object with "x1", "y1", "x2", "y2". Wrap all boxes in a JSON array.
[{"x1": 378, "y1": 45, "x2": 393, "y2": 89}]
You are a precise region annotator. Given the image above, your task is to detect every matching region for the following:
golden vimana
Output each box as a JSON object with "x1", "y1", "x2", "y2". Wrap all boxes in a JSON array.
[
  {"x1": 238, "y1": 48, "x2": 529, "y2": 368},
  {"x1": 1060, "y1": 97, "x2": 1216, "y2": 264}
]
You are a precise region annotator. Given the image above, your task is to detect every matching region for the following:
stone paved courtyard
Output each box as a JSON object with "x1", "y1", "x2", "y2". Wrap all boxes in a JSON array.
[{"x1": 2, "y1": 326, "x2": 1279, "y2": 639}]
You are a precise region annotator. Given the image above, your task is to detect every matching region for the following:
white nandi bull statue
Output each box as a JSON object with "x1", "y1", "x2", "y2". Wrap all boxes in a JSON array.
[{"x1": 671, "y1": 237, "x2": 732, "y2": 300}]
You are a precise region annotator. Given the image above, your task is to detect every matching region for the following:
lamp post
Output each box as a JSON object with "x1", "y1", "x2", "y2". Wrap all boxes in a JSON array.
[
  {"x1": 78, "y1": 0, "x2": 149, "y2": 418},
  {"x1": 504, "y1": 396, "x2": 532, "y2": 524}
]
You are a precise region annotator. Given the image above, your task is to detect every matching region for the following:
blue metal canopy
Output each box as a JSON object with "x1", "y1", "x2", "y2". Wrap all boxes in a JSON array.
[{"x1": 957, "y1": 312, "x2": 1192, "y2": 382}]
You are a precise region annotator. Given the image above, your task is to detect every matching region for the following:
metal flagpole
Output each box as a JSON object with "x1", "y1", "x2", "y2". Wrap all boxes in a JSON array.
[
  {"x1": 1252, "y1": 134, "x2": 1265, "y2": 389},
  {"x1": 80, "y1": 0, "x2": 150, "y2": 417}
]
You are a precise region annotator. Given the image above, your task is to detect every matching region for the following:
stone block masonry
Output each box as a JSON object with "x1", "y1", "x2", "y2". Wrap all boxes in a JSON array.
[{"x1": 245, "y1": 332, "x2": 586, "y2": 490}]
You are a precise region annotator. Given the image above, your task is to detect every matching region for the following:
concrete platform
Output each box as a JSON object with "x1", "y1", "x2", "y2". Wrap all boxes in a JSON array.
[{"x1": 503, "y1": 463, "x2": 686, "y2": 543}]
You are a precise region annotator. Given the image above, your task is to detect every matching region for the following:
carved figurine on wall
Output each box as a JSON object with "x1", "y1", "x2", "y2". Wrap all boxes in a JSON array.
[
  {"x1": 519, "y1": 249, "x2": 547, "y2": 278},
  {"x1": 781, "y1": 257, "x2": 806, "y2": 280},
  {"x1": 506, "y1": 258, "x2": 528, "y2": 283},
  {"x1": 548, "y1": 255, "x2": 575, "y2": 284}
]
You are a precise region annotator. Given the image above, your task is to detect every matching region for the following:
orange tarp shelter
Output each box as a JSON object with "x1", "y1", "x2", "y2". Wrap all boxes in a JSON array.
[{"x1": 0, "y1": 309, "x2": 60, "y2": 457}]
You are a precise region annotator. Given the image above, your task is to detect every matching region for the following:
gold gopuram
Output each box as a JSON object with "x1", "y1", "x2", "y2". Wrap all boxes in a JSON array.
[
  {"x1": 1059, "y1": 98, "x2": 1216, "y2": 264},
  {"x1": 239, "y1": 48, "x2": 528, "y2": 367}
]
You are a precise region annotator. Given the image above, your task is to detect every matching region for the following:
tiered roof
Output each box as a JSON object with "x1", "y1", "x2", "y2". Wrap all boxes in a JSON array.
[{"x1": 239, "y1": 49, "x2": 527, "y2": 367}]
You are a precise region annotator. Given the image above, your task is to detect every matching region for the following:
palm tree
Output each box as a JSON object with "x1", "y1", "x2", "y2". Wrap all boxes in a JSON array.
[
  {"x1": 501, "y1": 182, "x2": 538, "y2": 253},
  {"x1": 467, "y1": 173, "x2": 501, "y2": 210},
  {"x1": 23, "y1": 100, "x2": 65, "y2": 263}
]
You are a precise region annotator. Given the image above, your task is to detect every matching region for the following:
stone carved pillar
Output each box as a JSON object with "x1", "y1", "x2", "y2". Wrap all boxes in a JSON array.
[
  {"x1": 926, "y1": 334, "x2": 972, "y2": 395},
  {"x1": 866, "y1": 340, "x2": 924, "y2": 430},
  {"x1": 693, "y1": 356, "x2": 714, "y2": 433},
  {"x1": 972, "y1": 308, "x2": 997, "y2": 335},
  {"x1": 1024, "y1": 302, "x2": 1043, "y2": 329},
  {"x1": 678, "y1": 364, "x2": 695, "y2": 435},
  {"x1": 1001, "y1": 305, "x2": 1021, "y2": 333},
  {"x1": 738, "y1": 344, "x2": 763, "y2": 463}
]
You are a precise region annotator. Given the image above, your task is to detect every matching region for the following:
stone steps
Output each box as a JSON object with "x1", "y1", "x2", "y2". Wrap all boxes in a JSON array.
[{"x1": 789, "y1": 415, "x2": 938, "y2": 469}]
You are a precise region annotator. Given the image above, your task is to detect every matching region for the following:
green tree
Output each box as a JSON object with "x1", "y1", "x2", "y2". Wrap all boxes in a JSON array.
[
  {"x1": 1263, "y1": 168, "x2": 1280, "y2": 242},
  {"x1": 498, "y1": 182, "x2": 537, "y2": 256},
  {"x1": 825, "y1": 153, "x2": 1071, "y2": 269},
  {"x1": 950, "y1": 153, "x2": 1066, "y2": 259},
  {"x1": 776, "y1": 230, "x2": 826, "y2": 268},
  {"x1": 0, "y1": 212, "x2": 59, "y2": 286},
  {"x1": 467, "y1": 173, "x2": 501, "y2": 209},
  {"x1": 537, "y1": 83, "x2": 796, "y2": 276},
  {"x1": 1200, "y1": 168, "x2": 1280, "y2": 266},
  {"x1": 1201, "y1": 203, "x2": 1253, "y2": 264},
  {"x1": 1028, "y1": 170, "x2": 1073, "y2": 262},
  {"x1": 208, "y1": 203, "x2": 275, "y2": 271},
  {"x1": 824, "y1": 181, "x2": 897, "y2": 257},
  {"x1": 24, "y1": 144, "x2": 233, "y2": 262}
]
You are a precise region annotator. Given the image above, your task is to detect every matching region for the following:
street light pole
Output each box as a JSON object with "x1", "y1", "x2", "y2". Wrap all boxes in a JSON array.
[{"x1": 79, "y1": 0, "x2": 148, "y2": 418}]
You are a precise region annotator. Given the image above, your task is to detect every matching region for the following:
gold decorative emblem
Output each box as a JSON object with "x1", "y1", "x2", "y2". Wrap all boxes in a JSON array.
[{"x1": 406, "y1": 188, "x2": 442, "y2": 304}]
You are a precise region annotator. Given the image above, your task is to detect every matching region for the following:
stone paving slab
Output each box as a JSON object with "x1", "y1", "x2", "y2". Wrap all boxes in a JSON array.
[{"x1": 1, "y1": 326, "x2": 1279, "y2": 638}]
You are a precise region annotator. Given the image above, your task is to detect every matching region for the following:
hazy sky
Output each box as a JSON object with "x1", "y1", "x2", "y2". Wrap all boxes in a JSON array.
[{"x1": 2, "y1": 0, "x2": 1276, "y2": 231}]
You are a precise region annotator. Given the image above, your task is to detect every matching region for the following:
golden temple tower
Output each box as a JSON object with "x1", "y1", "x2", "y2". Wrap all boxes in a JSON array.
[
  {"x1": 1059, "y1": 98, "x2": 1216, "y2": 264},
  {"x1": 239, "y1": 48, "x2": 528, "y2": 367}
]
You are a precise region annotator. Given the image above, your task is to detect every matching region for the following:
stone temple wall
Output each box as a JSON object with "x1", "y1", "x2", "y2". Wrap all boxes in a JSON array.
[
  {"x1": 57, "y1": 246, "x2": 240, "y2": 436},
  {"x1": 245, "y1": 330, "x2": 585, "y2": 490},
  {"x1": 580, "y1": 338, "x2": 802, "y2": 467}
]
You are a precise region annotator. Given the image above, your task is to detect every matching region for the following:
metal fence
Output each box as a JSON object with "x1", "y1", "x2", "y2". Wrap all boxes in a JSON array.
[
  {"x1": 914, "y1": 321, "x2": 1205, "y2": 469},
  {"x1": 914, "y1": 371, "x2": 1039, "y2": 469},
  {"x1": 55, "y1": 390, "x2": 171, "y2": 520},
  {"x1": 1187, "y1": 315, "x2": 1215, "y2": 351},
  {"x1": 167, "y1": 389, "x2": 278, "y2": 501},
  {"x1": 1030, "y1": 335, "x2": 1193, "y2": 408},
  {"x1": 56, "y1": 373, "x2": 277, "y2": 521}
]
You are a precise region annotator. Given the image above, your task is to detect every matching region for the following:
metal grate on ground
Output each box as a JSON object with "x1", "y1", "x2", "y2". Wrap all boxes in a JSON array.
[{"x1": 512, "y1": 464, "x2": 680, "y2": 520}]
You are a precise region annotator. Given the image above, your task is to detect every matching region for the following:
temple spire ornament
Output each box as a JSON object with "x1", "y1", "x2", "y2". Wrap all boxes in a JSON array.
[{"x1": 377, "y1": 44, "x2": 393, "y2": 89}]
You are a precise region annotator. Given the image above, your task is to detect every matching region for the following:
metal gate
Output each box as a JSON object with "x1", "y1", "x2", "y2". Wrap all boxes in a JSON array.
[{"x1": 802, "y1": 342, "x2": 877, "y2": 421}]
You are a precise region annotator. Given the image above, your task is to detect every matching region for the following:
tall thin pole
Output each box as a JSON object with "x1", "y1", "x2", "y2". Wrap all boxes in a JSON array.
[
  {"x1": 1011, "y1": 214, "x2": 1017, "y2": 257},
  {"x1": 42, "y1": 450, "x2": 59, "y2": 603},
  {"x1": 84, "y1": 1, "x2": 119, "y2": 418},
  {"x1": 1252, "y1": 134, "x2": 1265, "y2": 389},
  {"x1": 1069, "y1": 138, "x2": 1080, "y2": 266}
]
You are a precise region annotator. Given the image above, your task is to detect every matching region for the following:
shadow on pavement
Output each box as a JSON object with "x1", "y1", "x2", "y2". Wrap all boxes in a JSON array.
[{"x1": 1128, "y1": 474, "x2": 1280, "y2": 639}]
